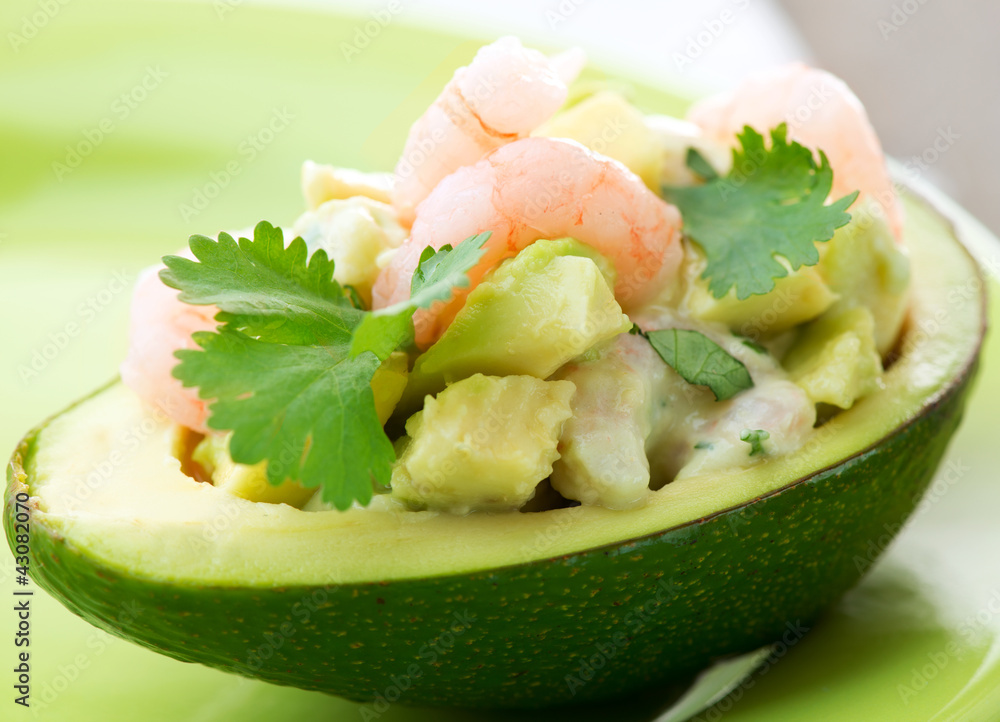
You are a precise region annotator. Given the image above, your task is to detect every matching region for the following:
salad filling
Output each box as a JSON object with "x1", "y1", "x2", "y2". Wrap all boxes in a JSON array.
[{"x1": 120, "y1": 37, "x2": 910, "y2": 516}]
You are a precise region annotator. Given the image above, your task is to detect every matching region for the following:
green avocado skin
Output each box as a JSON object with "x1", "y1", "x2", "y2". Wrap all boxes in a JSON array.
[{"x1": 4, "y1": 361, "x2": 976, "y2": 709}]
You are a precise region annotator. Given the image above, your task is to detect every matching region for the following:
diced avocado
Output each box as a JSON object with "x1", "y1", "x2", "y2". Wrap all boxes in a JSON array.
[
  {"x1": 681, "y1": 242, "x2": 838, "y2": 337},
  {"x1": 370, "y1": 351, "x2": 408, "y2": 424},
  {"x1": 546, "y1": 236, "x2": 618, "y2": 288},
  {"x1": 400, "y1": 239, "x2": 630, "y2": 413},
  {"x1": 300, "y1": 160, "x2": 393, "y2": 209},
  {"x1": 784, "y1": 306, "x2": 884, "y2": 409},
  {"x1": 818, "y1": 197, "x2": 912, "y2": 356},
  {"x1": 533, "y1": 90, "x2": 662, "y2": 189},
  {"x1": 390, "y1": 374, "x2": 574, "y2": 514},
  {"x1": 291, "y1": 196, "x2": 406, "y2": 306},
  {"x1": 550, "y1": 334, "x2": 666, "y2": 510},
  {"x1": 191, "y1": 433, "x2": 315, "y2": 508}
]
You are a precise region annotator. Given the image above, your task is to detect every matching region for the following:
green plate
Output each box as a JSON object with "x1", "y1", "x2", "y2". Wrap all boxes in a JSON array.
[{"x1": 2, "y1": 1, "x2": 998, "y2": 719}]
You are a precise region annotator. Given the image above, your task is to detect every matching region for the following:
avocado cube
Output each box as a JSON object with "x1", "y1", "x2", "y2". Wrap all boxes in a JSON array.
[
  {"x1": 401, "y1": 239, "x2": 631, "y2": 413},
  {"x1": 682, "y1": 242, "x2": 838, "y2": 338},
  {"x1": 784, "y1": 306, "x2": 884, "y2": 409},
  {"x1": 391, "y1": 374, "x2": 575, "y2": 514}
]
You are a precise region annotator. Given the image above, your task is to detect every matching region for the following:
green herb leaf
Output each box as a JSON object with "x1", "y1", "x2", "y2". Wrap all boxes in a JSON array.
[
  {"x1": 663, "y1": 124, "x2": 858, "y2": 300},
  {"x1": 161, "y1": 221, "x2": 361, "y2": 345},
  {"x1": 740, "y1": 429, "x2": 771, "y2": 456},
  {"x1": 409, "y1": 232, "x2": 492, "y2": 300},
  {"x1": 349, "y1": 232, "x2": 490, "y2": 359},
  {"x1": 176, "y1": 329, "x2": 388, "y2": 509},
  {"x1": 168, "y1": 225, "x2": 489, "y2": 509},
  {"x1": 343, "y1": 284, "x2": 366, "y2": 310},
  {"x1": 641, "y1": 328, "x2": 753, "y2": 401}
]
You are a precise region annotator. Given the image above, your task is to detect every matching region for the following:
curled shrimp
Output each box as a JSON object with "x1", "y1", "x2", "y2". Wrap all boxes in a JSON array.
[
  {"x1": 392, "y1": 36, "x2": 585, "y2": 226},
  {"x1": 687, "y1": 63, "x2": 903, "y2": 241},
  {"x1": 119, "y1": 262, "x2": 217, "y2": 432},
  {"x1": 373, "y1": 136, "x2": 684, "y2": 349}
]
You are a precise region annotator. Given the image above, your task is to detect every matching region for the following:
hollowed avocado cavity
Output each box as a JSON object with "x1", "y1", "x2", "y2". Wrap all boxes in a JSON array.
[{"x1": 13, "y1": 188, "x2": 983, "y2": 588}]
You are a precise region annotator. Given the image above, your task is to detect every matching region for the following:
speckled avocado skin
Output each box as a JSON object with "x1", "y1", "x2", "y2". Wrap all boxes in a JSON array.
[{"x1": 4, "y1": 357, "x2": 978, "y2": 709}]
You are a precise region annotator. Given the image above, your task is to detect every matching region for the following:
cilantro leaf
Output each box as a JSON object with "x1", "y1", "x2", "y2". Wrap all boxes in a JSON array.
[
  {"x1": 168, "y1": 225, "x2": 490, "y2": 510},
  {"x1": 343, "y1": 285, "x2": 366, "y2": 310},
  {"x1": 640, "y1": 327, "x2": 753, "y2": 401},
  {"x1": 663, "y1": 124, "x2": 858, "y2": 300},
  {"x1": 160, "y1": 221, "x2": 361, "y2": 345},
  {"x1": 176, "y1": 329, "x2": 388, "y2": 509},
  {"x1": 409, "y1": 232, "x2": 491, "y2": 300},
  {"x1": 740, "y1": 429, "x2": 771, "y2": 456},
  {"x1": 349, "y1": 232, "x2": 490, "y2": 359}
]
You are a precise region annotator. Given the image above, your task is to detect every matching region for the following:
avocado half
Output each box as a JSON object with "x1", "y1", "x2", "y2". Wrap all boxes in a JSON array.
[{"x1": 4, "y1": 188, "x2": 987, "y2": 709}]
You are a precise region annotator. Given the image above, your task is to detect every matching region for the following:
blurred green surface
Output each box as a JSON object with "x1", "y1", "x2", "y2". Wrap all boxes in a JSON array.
[{"x1": 1, "y1": 1, "x2": 999, "y2": 720}]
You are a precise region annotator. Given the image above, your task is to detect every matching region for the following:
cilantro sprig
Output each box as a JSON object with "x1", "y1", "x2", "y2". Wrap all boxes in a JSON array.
[
  {"x1": 633, "y1": 326, "x2": 753, "y2": 401},
  {"x1": 663, "y1": 124, "x2": 858, "y2": 300},
  {"x1": 161, "y1": 222, "x2": 489, "y2": 510}
]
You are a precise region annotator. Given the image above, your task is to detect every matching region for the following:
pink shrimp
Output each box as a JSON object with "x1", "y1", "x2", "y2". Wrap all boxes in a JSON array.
[
  {"x1": 373, "y1": 136, "x2": 683, "y2": 349},
  {"x1": 687, "y1": 63, "x2": 903, "y2": 241},
  {"x1": 119, "y1": 262, "x2": 217, "y2": 432},
  {"x1": 392, "y1": 36, "x2": 585, "y2": 226}
]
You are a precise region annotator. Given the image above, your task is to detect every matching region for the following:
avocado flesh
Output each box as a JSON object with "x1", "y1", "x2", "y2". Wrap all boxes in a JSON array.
[
  {"x1": 190, "y1": 433, "x2": 315, "y2": 508},
  {"x1": 390, "y1": 374, "x2": 575, "y2": 513},
  {"x1": 399, "y1": 239, "x2": 630, "y2": 415},
  {"x1": 819, "y1": 197, "x2": 912, "y2": 356},
  {"x1": 5, "y1": 189, "x2": 986, "y2": 707},
  {"x1": 784, "y1": 306, "x2": 884, "y2": 409},
  {"x1": 681, "y1": 245, "x2": 838, "y2": 336}
]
